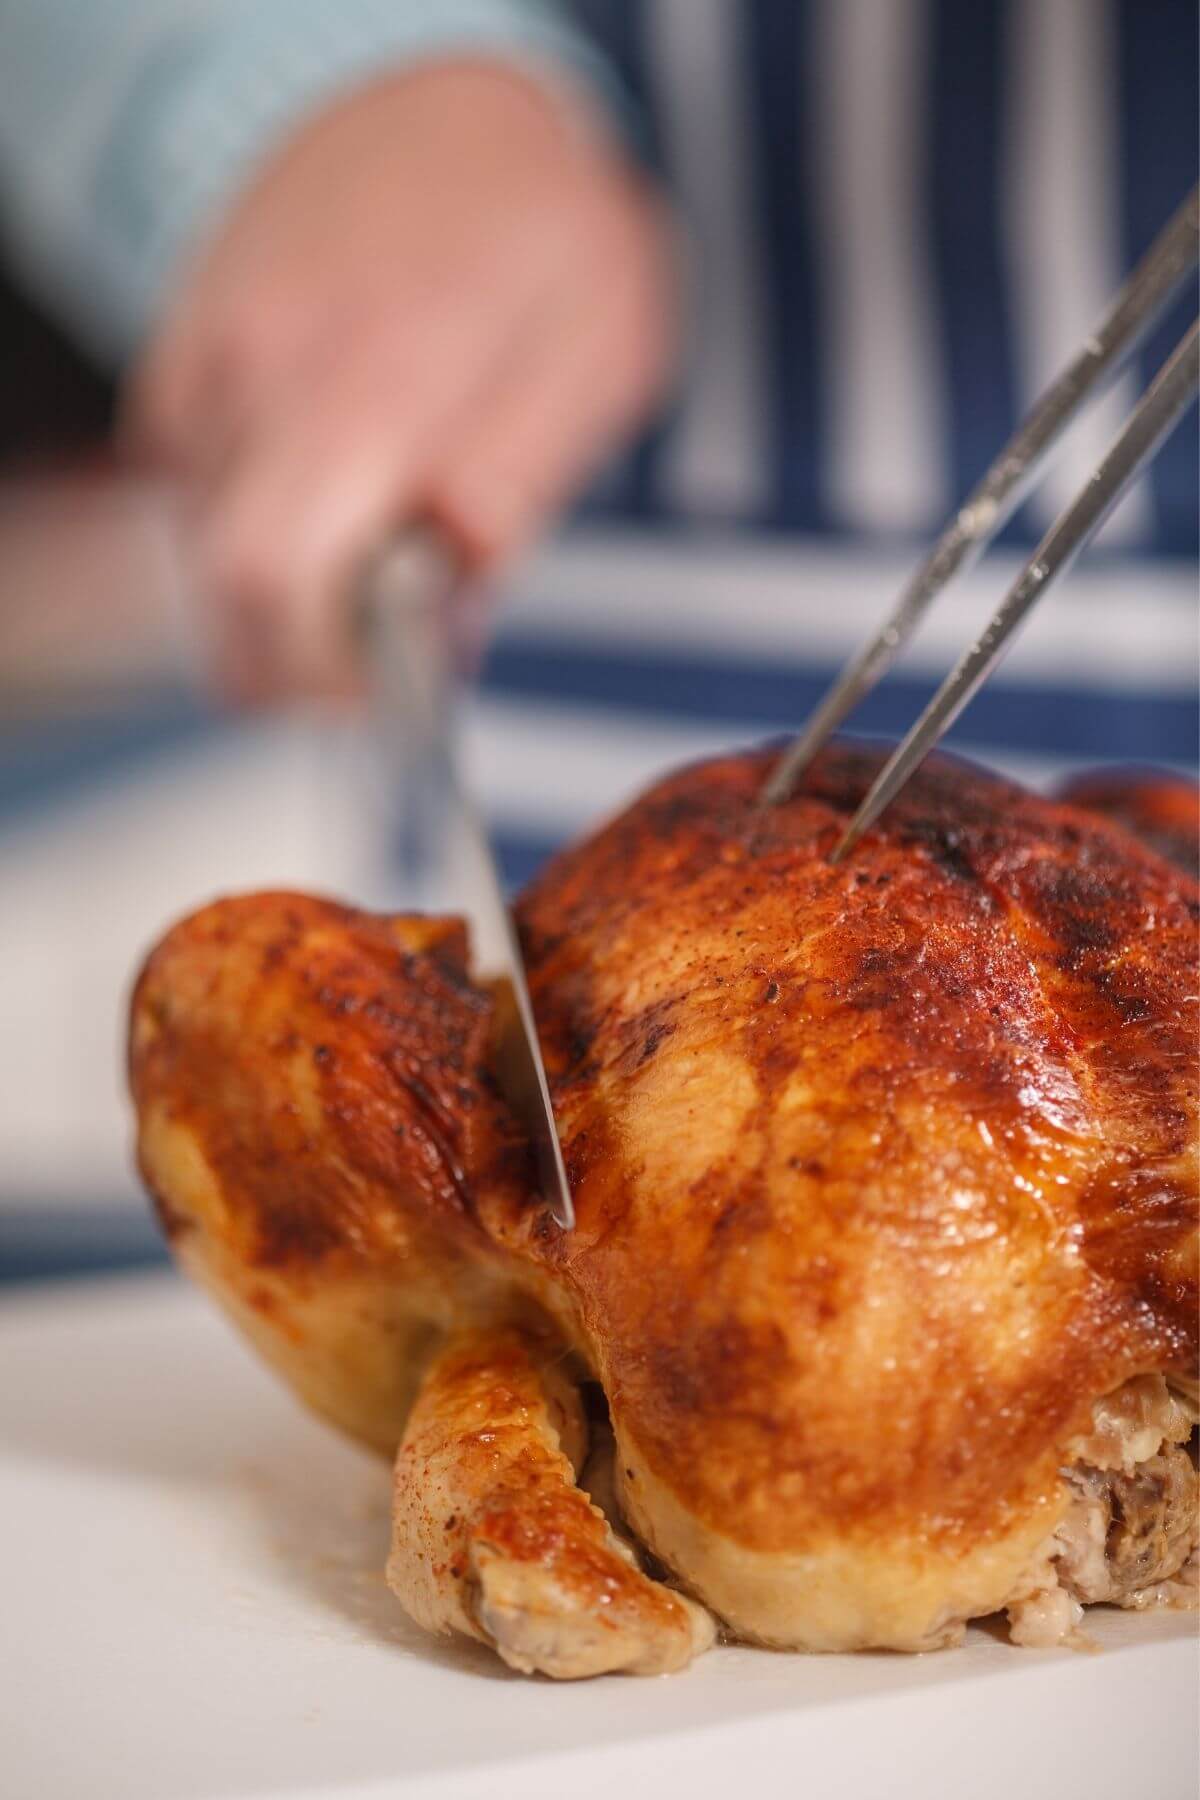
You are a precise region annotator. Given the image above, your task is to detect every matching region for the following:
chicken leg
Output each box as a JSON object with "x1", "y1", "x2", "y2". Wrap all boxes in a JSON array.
[{"x1": 388, "y1": 1326, "x2": 715, "y2": 1677}]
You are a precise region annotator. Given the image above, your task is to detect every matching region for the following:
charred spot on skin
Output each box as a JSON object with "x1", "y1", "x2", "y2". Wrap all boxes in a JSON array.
[
  {"x1": 636, "y1": 1021, "x2": 676, "y2": 1065},
  {"x1": 249, "y1": 1199, "x2": 347, "y2": 1269},
  {"x1": 844, "y1": 945, "x2": 904, "y2": 1012},
  {"x1": 1097, "y1": 978, "x2": 1155, "y2": 1026},
  {"x1": 313, "y1": 1043, "x2": 333, "y2": 1067},
  {"x1": 1024, "y1": 860, "x2": 1123, "y2": 953},
  {"x1": 901, "y1": 819, "x2": 981, "y2": 887}
]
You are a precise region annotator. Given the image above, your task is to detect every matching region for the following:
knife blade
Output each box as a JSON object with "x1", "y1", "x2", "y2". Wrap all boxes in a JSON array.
[{"x1": 360, "y1": 532, "x2": 575, "y2": 1231}]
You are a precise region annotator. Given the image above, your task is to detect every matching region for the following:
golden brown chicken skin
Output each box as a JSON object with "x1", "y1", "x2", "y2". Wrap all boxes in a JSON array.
[
  {"x1": 131, "y1": 904, "x2": 535, "y2": 1453},
  {"x1": 1057, "y1": 768, "x2": 1198, "y2": 877},
  {"x1": 509, "y1": 744, "x2": 1198, "y2": 1646},
  {"x1": 130, "y1": 744, "x2": 1199, "y2": 1668}
]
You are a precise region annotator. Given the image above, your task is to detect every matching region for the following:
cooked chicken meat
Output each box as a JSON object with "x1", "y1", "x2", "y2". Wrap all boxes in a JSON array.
[
  {"x1": 1008, "y1": 1374, "x2": 1198, "y2": 1646},
  {"x1": 1062, "y1": 1449, "x2": 1197, "y2": 1600},
  {"x1": 129, "y1": 746, "x2": 1199, "y2": 1674}
]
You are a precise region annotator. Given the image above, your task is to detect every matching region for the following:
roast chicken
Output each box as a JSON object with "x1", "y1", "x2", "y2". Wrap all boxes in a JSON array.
[{"x1": 129, "y1": 744, "x2": 1199, "y2": 1676}]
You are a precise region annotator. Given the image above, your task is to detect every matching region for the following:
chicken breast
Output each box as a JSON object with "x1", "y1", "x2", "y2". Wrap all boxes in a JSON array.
[{"x1": 129, "y1": 745, "x2": 1199, "y2": 1670}]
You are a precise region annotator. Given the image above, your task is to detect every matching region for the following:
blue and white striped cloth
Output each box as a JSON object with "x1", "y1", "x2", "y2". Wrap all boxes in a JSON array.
[{"x1": 569, "y1": 0, "x2": 1198, "y2": 558}]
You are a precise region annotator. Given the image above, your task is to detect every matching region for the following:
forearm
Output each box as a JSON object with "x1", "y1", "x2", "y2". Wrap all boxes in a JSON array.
[{"x1": 0, "y1": 0, "x2": 622, "y2": 363}]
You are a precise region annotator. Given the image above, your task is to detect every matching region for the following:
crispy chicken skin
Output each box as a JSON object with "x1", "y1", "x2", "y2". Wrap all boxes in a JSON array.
[
  {"x1": 1057, "y1": 770, "x2": 1198, "y2": 877},
  {"x1": 130, "y1": 745, "x2": 1198, "y2": 1669},
  {"x1": 388, "y1": 1328, "x2": 714, "y2": 1676}
]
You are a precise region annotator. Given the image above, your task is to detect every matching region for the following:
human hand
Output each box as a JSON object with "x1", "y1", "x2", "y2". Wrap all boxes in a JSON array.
[{"x1": 128, "y1": 59, "x2": 675, "y2": 699}]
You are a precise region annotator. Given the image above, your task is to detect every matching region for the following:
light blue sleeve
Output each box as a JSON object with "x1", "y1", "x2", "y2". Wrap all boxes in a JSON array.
[{"x1": 0, "y1": 0, "x2": 624, "y2": 363}]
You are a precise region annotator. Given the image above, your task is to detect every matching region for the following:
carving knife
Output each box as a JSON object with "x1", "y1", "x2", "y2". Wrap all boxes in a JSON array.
[{"x1": 359, "y1": 532, "x2": 575, "y2": 1231}]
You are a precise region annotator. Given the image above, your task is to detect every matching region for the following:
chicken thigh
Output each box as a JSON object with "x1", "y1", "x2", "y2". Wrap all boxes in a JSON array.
[{"x1": 130, "y1": 745, "x2": 1198, "y2": 1673}]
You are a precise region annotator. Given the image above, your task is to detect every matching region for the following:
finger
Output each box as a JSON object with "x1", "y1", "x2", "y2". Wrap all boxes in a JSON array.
[
  {"x1": 425, "y1": 199, "x2": 674, "y2": 565},
  {"x1": 124, "y1": 278, "x2": 327, "y2": 490},
  {"x1": 194, "y1": 330, "x2": 510, "y2": 695},
  {"x1": 124, "y1": 316, "x2": 241, "y2": 483},
  {"x1": 425, "y1": 293, "x2": 664, "y2": 565}
]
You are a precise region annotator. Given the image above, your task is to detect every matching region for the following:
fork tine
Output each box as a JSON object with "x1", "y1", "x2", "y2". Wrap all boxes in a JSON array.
[
  {"x1": 830, "y1": 318, "x2": 1199, "y2": 864},
  {"x1": 762, "y1": 183, "x2": 1199, "y2": 807}
]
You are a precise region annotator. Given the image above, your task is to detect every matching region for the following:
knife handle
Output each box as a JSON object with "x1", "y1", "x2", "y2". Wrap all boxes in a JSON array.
[
  {"x1": 358, "y1": 527, "x2": 458, "y2": 626},
  {"x1": 356, "y1": 526, "x2": 465, "y2": 886},
  {"x1": 357, "y1": 524, "x2": 459, "y2": 723}
]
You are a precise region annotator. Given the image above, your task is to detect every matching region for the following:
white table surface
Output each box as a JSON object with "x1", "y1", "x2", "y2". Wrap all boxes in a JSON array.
[{"x1": 2, "y1": 1272, "x2": 1196, "y2": 1800}]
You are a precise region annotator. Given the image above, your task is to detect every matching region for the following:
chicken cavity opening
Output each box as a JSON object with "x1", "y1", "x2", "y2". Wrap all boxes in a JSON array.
[{"x1": 1007, "y1": 1375, "x2": 1199, "y2": 1647}]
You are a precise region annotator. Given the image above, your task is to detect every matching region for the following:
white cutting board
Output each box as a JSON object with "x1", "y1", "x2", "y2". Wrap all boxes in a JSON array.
[{"x1": 1, "y1": 1273, "x2": 1195, "y2": 1800}]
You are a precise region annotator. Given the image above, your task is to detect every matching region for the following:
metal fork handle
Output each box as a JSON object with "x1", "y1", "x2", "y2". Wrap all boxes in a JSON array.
[
  {"x1": 830, "y1": 317, "x2": 1200, "y2": 862},
  {"x1": 763, "y1": 183, "x2": 1200, "y2": 806}
]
